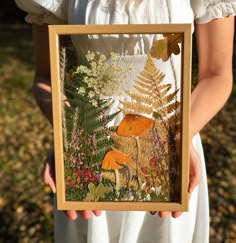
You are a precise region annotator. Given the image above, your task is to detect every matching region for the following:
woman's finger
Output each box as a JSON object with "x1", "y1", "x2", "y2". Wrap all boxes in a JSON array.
[
  {"x1": 188, "y1": 145, "x2": 201, "y2": 194},
  {"x1": 92, "y1": 210, "x2": 102, "y2": 217},
  {"x1": 78, "y1": 210, "x2": 92, "y2": 219},
  {"x1": 43, "y1": 152, "x2": 56, "y2": 193},
  {"x1": 66, "y1": 210, "x2": 78, "y2": 220},
  {"x1": 171, "y1": 211, "x2": 183, "y2": 218},
  {"x1": 158, "y1": 211, "x2": 171, "y2": 218}
]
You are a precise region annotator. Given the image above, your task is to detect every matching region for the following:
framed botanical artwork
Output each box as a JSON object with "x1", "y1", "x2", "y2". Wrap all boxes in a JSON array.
[{"x1": 49, "y1": 24, "x2": 192, "y2": 212}]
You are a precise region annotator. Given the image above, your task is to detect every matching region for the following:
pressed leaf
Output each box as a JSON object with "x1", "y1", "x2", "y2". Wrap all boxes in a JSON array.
[
  {"x1": 85, "y1": 183, "x2": 112, "y2": 201},
  {"x1": 116, "y1": 114, "x2": 154, "y2": 137},
  {"x1": 102, "y1": 150, "x2": 132, "y2": 170},
  {"x1": 150, "y1": 33, "x2": 183, "y2": 61}
]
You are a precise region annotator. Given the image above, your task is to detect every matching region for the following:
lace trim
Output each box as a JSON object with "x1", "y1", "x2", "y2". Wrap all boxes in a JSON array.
[{"x1": 195, "y1": 2, "x2": 236, "y2": 23}]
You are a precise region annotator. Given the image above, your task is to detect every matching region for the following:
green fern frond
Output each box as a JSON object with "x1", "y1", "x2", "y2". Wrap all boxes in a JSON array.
[
  {"x1": 95, "y1": 127, "x2": 116, "y2": 139},
  {"x1": 95, "y1": 138, "x2": 114, "y2": 150},
  {"x1": 85, "y1": 107, "x2": 120, "y2": 125},
  {"x1": 91, "y1": 150, "x2": 111, "y2": 164},
  {"x1": 62, "y1": 72, "x2": 120, "y2": 172},
  {"x1": 84, "y1": 111, "x2": 120, "y2": 131}
]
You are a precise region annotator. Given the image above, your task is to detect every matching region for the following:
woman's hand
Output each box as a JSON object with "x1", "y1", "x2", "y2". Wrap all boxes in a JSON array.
[
  {"x1": 155, "y1": 141, "x2": 201, "y2": 218},
  {"x1": 43, "y1": 151, "x2": 102, "y2": 220}
]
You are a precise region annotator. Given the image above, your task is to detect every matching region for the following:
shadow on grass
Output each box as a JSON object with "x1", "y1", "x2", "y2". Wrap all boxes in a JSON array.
[
  {"x1": 0, "y1": 24, "x2": 34, "y2": 68},
  {"x1": 0, "y1": 199, "x2": 52, "y2": 242}
]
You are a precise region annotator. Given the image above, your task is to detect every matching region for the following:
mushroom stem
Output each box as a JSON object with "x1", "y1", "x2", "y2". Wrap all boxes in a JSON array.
[
  {"x1": 126, "y1": 166, "x2": 132, "y2": 187},
  {"x1": 134, "y1": 136, "x2": 142, "y2": 189},
  {"x1": 115, "y1": 169, "x2": 120, "y2": 193}
]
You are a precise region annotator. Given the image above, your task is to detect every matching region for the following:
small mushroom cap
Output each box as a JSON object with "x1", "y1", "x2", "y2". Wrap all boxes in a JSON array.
[{"x1": 102, "y1": 150, "x2": 131, "y2": 170}]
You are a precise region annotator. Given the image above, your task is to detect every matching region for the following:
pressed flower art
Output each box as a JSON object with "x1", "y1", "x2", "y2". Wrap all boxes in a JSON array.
[
  {"x1": 62, "y1": 42, "x2": 181, "y2": 202},
  {"x1": 49, "y1": 24, "x2": 192, "y2": 211}
]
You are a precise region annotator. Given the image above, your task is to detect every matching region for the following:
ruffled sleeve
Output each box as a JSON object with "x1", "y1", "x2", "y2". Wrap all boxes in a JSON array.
[
  {"x1": 15, "y1": 0, "x2": 67, "y2": 24},
  {"x1": 191, "y1": 0, "x2": 236, "y2": 24}
]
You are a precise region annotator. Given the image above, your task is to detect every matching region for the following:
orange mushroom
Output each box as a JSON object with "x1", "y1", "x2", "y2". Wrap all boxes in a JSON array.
[
  {"x1": 102, "y1": 150, "x2": 131, "y2": 191},
  {"x1": 116, "y1": 114, "x2": 154, "y2": 137},
  {"x1": 116, "y1": 114, "x2": 154, "y2": 189},
  {"x1": 102, "y1": 150, "x2": 131, "y2": 170}
]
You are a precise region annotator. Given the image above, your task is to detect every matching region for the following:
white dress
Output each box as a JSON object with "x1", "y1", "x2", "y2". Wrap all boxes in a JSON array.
[{"x1": 15, "y1": 1, "x2": 236, "y2": 243}]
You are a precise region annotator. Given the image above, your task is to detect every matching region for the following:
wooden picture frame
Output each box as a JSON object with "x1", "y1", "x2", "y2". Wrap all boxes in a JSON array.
[{"x1": 49, "y1": 24, "x2": 192, "y2": 212}]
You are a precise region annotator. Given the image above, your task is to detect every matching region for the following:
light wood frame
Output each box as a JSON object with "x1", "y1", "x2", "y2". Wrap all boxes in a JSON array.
[{"x1": 49, "y1": 24, "x2": 192, "y2": 211}]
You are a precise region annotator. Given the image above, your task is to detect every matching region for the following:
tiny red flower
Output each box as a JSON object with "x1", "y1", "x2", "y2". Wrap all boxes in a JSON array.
[
  {"x1": 149, "y1": 157, "x2": 157, "y2": 167},
  {"x1": 90, "y1": 176, "x2": 98, "y2": 182},
  {"x1": 87, "y1": 170, "x2": 93, "y2": 178}
]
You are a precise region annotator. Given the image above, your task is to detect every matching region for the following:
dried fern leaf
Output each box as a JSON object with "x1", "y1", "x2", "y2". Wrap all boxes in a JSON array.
[
  {"x1": 133, "y1": 85, "x2": 153, "y2": 96},
  {"x1": 153, "y1": 90, "x2": 179, "y2": 108},
  {"x1": 119, "y1": 102, "x2": 153, "y2": 115},
  {"x1": 135, "y1": 79, "x2": 153, "y2": 89},
  {"x1": 127, "y1": 92, "x2": 153, "y2": 106},
  {"x1": 152, "y1": 71, "x2": 166, "y2": 82},
  {"x1": 158, "y1": 84, "x2": 172, "y2": 93}
]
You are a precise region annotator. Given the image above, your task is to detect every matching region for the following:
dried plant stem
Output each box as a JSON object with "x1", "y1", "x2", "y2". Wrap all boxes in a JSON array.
[
  {"x1": 60, "y1": 47, "x2": 69, "y2": 152},
  {"x1": 134, "y1": 136, "x2": 142, "y2": 189},
  {"x1": 115, "y1": 169, "x2": 120, "y2": 192},
  {"x1": 170, "y1": 56, "x2": 179, "y2": 134}
]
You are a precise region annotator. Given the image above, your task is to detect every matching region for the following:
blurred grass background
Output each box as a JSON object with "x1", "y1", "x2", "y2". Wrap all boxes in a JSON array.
[{"x1": 0, "y1": 1, "x2": 235, "y2": 242}]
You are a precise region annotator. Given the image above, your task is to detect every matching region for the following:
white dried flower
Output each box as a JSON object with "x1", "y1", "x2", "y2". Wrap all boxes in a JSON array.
[
  {"x1": 75, "y1": 51, "x2": 132, "y2": 102},
  {"x1": 91, "y1": 100, "x2": 98, "y2": 107},
  {"x1": 86, "y1": 51, "x2": 95, "y2": 61},
  {"x1": 88, "y1": 91, "x2": 95, "y2": 98},
  {"x1": 78, "y1": 87, "x2": 86, "y2": 95}
]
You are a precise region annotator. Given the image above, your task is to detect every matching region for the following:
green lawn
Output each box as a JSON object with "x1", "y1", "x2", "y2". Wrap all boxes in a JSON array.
[{"x1": 0, "y1": 24, "x2": 235, "y2": 243}]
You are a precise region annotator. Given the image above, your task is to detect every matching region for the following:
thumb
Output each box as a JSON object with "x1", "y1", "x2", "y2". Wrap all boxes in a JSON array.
[
  {"x1": 188, "y1": 145, "x2": 201, "y2": 194},
  {"x1": 44, "y1": 153, "x2": 56, "y2": 194}
]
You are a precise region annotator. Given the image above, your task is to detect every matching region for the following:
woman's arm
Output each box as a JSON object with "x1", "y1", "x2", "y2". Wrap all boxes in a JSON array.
[
  {"x1": 159, "y1": 16, "x2": 234, "y2": 218},
  {"x1": 186, "y1": 16, "x2": 234, "y2": 216},
  {"x1": 33, "y1": 23, "x2": 101, "y2": 220},
  {"x1": 32, "y1": 24, "x2": 53, "y2": 124},
  {"x1": 191, "y1": 16, "x2": 234, "y2": 137}
]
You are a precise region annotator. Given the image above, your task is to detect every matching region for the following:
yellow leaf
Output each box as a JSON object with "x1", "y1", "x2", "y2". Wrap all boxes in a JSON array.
[
  {"x1": 150, "y1": 33, "x2": 183, "y2": 61},
  {"x1": 86, "y1": 183, "x2": 111, "y2": 201}
]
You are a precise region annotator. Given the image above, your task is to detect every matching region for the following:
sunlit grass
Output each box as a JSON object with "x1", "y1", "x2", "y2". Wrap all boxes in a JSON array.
[{"x1": 0, "y1": 24, "x2": 53, "y2": 242}]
